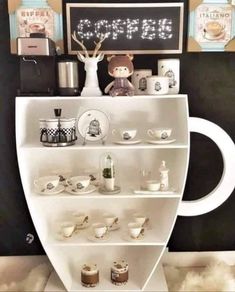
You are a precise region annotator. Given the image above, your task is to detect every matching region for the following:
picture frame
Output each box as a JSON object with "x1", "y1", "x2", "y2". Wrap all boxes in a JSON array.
[
  {"x1": 8, "y1": 0, "x2": 64, "y2": 54},
  {"x1": 187, "y1": 0, "x2": 235, "y2": 52},
  {"x1": 66, "y1": 3, "x2": 184, "y2": 55}
]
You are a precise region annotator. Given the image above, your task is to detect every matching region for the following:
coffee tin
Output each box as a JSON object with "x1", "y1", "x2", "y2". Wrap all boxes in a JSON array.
[
  {"x1": 81, "y1": 264, "x2": 99, "y2": 288},
  {"x1": 111, "y1": 260, "x2": 129, "y2": 286}
]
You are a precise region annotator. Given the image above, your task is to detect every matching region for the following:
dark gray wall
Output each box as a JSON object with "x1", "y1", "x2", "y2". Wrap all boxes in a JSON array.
[{"x1": 0, "y1": 0, "x2": 234, "y2": 255}]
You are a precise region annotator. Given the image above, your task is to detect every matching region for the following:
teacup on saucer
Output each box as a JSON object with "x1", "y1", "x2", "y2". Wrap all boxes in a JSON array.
[
  {"x1": 147, "y1": 128, "x2": 172, "y2": 140},
  {"x1": 60, "y1": 221, "x2": 75, "y2": 238},
  {"x1": 103, "y1": 213, "x2": 119, "y2": 230},
  {"x1": 133, "y1": 213, "x2": 150, "y2": 228},
  {"x1": 128, "y1": 222, "x2": 145, "y2": 239},
  {"x1": 73, "y1": 212, "x2": 89, "y2": 228},
  {"x1": 66, "y1": 176, "x2": 90, "y2": 190},
  {"x1": 34, "y1": 175, "x2": 60, "y2": 192},
  {"x1": 92, "y1": 223, "x2": 109, "y2": 239},
  {"x1": 112, "y1": 128, "x2": 137, "y2": 141}
]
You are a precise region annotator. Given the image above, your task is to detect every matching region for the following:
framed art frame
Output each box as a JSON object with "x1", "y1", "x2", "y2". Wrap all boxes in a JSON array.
[
  {"x1": 8, "y1": 0, "x2": 64, "y2": 54},
  {"x1": 188, "y1": 0, "x2": 235, "y2": 52},
  {"x1": 66, "y1": 3, "x2": 184, "y2": 55}
]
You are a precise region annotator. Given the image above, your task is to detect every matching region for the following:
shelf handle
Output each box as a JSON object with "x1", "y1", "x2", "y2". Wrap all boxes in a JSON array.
[{"x1": 179, "y1": 117, "x2": 235, "y2": 216}]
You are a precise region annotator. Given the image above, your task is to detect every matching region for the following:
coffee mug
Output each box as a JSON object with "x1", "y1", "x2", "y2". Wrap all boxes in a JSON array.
[
  {"x1": 158, "y1": 59, "x2": 180, "y2": 94},
  {"x1": 92, "y1": 223, "x2": 108, "y2": 238},
  {"x1": 131, "y1": 69, "x2": 152, "y2": 95},
  {"x1": 103, "y1": 213, "x2": 119, "y2": 227},
  {"x1": 147, "y1": 128, "x2": 172, "y2": 140},
  {"x1": 128, "y1": 222, "x2": 145, "y2": 239},
  {"x1": 146, "y1": 180, "x2": 160, "y2": 191},
  {"x1": 66, "y1": 176, "x2": 90, "y2": 190},
  {"x1": 146, "y1": 76, "x2": 169, "y2": 95},
  {"x1": 112, "y1": 129, "x2": 137, "y2": 140},
  {"x1": 34, "y1": 175, "x2": 60, "y2": 192},
  {"x1": 133, "y1": 214, "x2": 150, "y2": 226},
  {"x1": 60, "y1": 221, "x2": 75, "y2": 238}
]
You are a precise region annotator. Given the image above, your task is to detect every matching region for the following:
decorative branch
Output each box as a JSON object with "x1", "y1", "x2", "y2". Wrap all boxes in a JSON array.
[{"x1": 71, "y1": 31, "x2": 89, "y2": 58}]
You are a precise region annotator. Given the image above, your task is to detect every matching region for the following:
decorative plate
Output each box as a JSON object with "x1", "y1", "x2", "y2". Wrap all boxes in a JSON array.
[{"x1": 77, "y1": 110, "x2": 110, "y2": 142}]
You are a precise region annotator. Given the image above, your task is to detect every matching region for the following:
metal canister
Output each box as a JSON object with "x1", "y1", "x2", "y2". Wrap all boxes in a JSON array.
[{"x1": 57, "y1": 61, "x2": 80, "y2": 96}]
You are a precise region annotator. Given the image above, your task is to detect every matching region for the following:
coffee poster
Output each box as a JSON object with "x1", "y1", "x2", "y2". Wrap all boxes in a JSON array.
[
  {"x1": 195, "y1": 4, "x2": 232, "y2": 44},
  {"x1": 16, "y1": 8, "x2": 54, "y2": 38},
  {"x1": 187, "y1": 0, "x2": 235, "y2": 52}
]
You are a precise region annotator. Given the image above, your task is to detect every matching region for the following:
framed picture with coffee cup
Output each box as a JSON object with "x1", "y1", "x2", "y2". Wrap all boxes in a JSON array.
[
  {"x1": 8, "y1": 0, "x2": 64, "y2": 54},
  {"x1": 187, "y1": 0, "x2": 235, "y2": 52}
]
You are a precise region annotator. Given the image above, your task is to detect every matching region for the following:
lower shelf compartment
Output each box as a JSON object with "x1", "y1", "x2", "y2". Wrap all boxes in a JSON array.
[
  {"x1": 45, "y1": 262, "x2": 168, "y2": 292},
  {"x1": 45, "y1": 245, "x2": 164, "y2": 291}
]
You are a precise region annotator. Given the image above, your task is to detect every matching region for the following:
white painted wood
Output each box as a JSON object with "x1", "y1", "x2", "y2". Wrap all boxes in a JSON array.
[
  {"x1": 16, "y1": 95, "x2": 190, "y2": 291},
  {"x1": 143, "y1": 264, "x2": 168, "y2": 292},
  {"x1": 179, "y1": 117, "x2": 235, "y2": 216}
]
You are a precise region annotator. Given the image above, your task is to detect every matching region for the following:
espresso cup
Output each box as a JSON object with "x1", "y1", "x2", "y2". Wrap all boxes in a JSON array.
[
  {"x1": 147, "y1": 128, "x2": 172, "y2": 140},
  {"x1": 73, "y1": 212, "x2": 89, "y2": 226},
  {"x1": 146, "y1": 180, "x2": 160, "y2": 191},
  {"x1": 34, "y1": 175, "x2": 60, "y2": 192},
  {"x1": 66, "y1": 176, "x2": 90, "y2": 190},
  {"x1": 92, "y1": 223, "x2": 108, "y2": 238},
  {"x1": 61, "y1": 221, "x2": 75, "y2": 238},
  {"x1": 103, "y1": 213, "x2": 119, "y2": 227},
  {"x1": 128, "y1": 222, "x2": 145, "y2": 239},
  {"x1": 112, "y1": 129, "x2": 137, "y2": 141},
  {"x1": 146, "y1": 76, "x2": 169, "y2": 95},
  {"x1": 133, "y1": 214, "x2": 150, "y2": 227}
]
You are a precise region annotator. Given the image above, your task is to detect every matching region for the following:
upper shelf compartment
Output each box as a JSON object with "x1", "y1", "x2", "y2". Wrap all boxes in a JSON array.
[{"x1": 16, "y1": 95, "x2": 189, "y2": 147}]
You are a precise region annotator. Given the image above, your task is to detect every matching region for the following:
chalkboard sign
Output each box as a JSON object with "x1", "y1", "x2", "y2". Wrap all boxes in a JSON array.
[{"x1": 66, "y1": 3, "x2": 184, "y2": 54}]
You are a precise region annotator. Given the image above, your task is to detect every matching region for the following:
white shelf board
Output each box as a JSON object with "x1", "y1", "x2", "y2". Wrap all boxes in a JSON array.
[
  {"x1": 19, "y1": 142, "x2": 188, "y2": 150},
  {"x1": 16, "y1": 94, "x2": 188, "y2": 101},
  {"x1": 30, "y1": 189, "x2": 182, "y2": 199}
]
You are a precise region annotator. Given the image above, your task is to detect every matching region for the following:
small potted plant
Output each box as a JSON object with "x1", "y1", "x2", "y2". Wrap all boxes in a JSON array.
[{"x1": 102, "y1": 154, "x2": 115, "y2": 191}]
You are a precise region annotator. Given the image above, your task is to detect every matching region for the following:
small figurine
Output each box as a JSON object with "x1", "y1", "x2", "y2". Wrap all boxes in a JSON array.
[{"x1": 105, "y1": 55, "x2": 135, "y2": 97}]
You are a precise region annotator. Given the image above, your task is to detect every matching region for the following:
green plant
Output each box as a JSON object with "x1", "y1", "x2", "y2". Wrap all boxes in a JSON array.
[{"x1": 103, "y1": 167, "x2": 114, "y2": 178}]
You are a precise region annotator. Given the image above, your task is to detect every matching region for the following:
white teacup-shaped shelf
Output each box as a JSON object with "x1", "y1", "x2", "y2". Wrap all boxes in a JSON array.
[{"x1": 16, "y1": 95, "x2": 235, "y2": 291}]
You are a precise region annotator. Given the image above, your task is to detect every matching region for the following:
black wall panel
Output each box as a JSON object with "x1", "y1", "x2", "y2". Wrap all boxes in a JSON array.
[{"x1": 0, "y1": 0, "x2": 234, "y2": 255}]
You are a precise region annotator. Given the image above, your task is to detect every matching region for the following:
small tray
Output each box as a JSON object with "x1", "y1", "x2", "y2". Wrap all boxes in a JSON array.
[{"x1": 133, "y1": 189, "x2": 176, "y2": 195}]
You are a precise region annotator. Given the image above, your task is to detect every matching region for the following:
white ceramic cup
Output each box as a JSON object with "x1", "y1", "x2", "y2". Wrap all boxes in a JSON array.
[
  {"x1": 147, "y1": 128, "x2": 172, "y2": 140},
  {"x1": 158, "y1": 59, "x2": 180, "y2": 94},
  {"x1": 92, "y1": 223, "x2": 108, "y2": 238},
  {"x1": 128, "y1": 222, "x2": 145, "y2": 239},
  {"x1": 61, "y1": 221, "x2": 75, "y2": 238},
  {"x1": 66, "y1": 176, "x2": 90, "y2": 190},
  {"x1": 146, "y1": 76, "x2": 169, "y2": 95},
  {"x1": 133, "y1": 213, "x2": 150, "y2": 226},
  {"x1": 131, "y1": 69, "x2": 152, "y2": 95},
  {"x1": 112, "y1": 128, "x2": 137, "y2": 141},
  {"x1": 146, "y1": 180, "x2": 160, "y2": 191},
  {"x1": 73, "y1": 212, "x2": 89, "y2": 226},
  {"x1": 34, "y1": 175, "x2": 60, "y2": 192},
  {"x1": 103, "y1": 213, "x2": 119, "y2": 227}
]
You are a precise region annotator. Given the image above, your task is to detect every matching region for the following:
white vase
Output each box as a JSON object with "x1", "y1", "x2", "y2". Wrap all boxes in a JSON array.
[{"x1": 104, "y1": 178, "x2": 115, "y2": 191}]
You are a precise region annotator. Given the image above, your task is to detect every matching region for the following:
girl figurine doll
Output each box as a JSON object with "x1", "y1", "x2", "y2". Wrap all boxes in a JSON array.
[{"x1": 105, "y1": 55, "x2": 135, "y2": 96}]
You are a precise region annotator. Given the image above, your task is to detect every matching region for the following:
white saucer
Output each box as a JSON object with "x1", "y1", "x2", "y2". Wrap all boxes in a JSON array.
[
  {"x1": 65, "y1": 185, "x2": 96, "y2": 195},
  {"x1": 108, "y1": 223, "x2": 120, "y2": 231},
  {"x1": 113, "y1": 139, "x2": 142, "y2": 145},
  {"x1": 122, "y1": 233, "x2": 144, "y2": 242},
  {"x1": 35, "y1": 184, "x2": 65, "y2": 196},
  {"x1": 87, "y1": 233, "x2": 110, "y2": 242},
  {"x1": 146, "y1": 138, "x2": 176, "y2": 145}
]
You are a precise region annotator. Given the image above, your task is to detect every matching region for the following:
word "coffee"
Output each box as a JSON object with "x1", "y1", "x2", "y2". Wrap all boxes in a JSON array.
[{"x1": 76, "y1": 18, "x2": 173, "y2": 40}]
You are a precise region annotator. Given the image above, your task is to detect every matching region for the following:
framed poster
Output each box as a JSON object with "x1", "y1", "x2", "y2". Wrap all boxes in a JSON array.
[
  {"x1": 188, "y1": 0, "x2": 235, "y2": 52},
  {"x1": 8, "y1": 0, "x2": 64, "y2": 54},
  {"x1": 66, "y1": 3, "x2": 184, "y2": 55}
]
